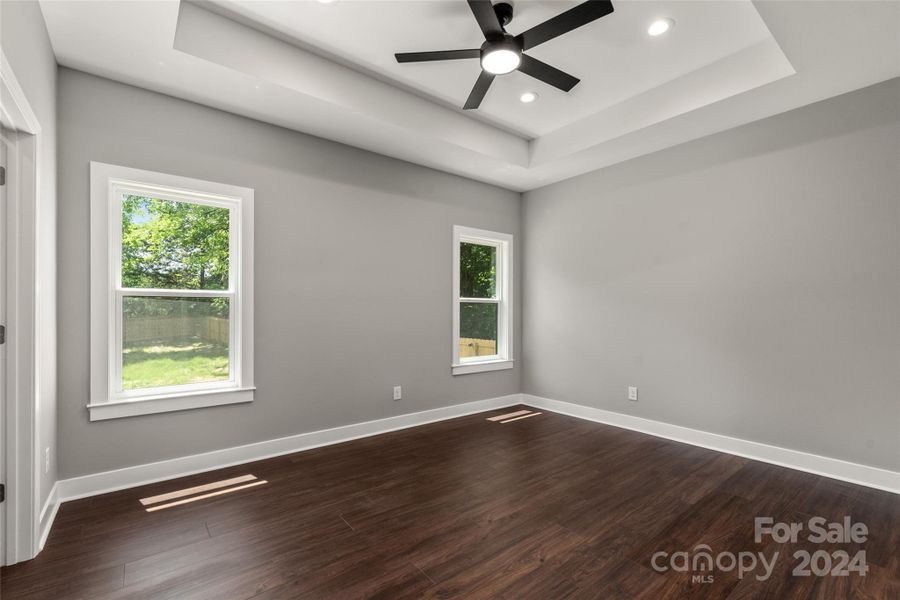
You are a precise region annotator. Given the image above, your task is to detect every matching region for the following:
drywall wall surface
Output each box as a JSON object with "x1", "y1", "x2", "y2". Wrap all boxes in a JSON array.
[
  {"x1": 57, "y1": 69, "x2": 521, "y2": 478},
  {"x1": 523, "y1": 78, "x2": 900, "y2": 471}
]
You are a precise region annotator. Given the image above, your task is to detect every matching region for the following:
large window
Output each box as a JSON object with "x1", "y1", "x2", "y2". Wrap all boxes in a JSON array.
[
  {"x1": 90, "y1": 163, "x2": 254, "y2": 420},
  {"x1": 452, "y1": 226, "x2": 513, "y2": 375}
]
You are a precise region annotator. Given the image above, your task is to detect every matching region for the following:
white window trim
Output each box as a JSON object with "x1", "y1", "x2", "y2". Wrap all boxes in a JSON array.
[
  {"x1": 89, "y1": 162, "x2": 254, "y2": 421},
  {"x1": 451, "y1": 225, "x2": 514, "y2": 376}
]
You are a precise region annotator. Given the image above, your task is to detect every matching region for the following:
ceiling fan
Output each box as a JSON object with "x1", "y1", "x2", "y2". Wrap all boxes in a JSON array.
[{"x1": 395, "y1": 0, "x2": 614, "y2": 110}]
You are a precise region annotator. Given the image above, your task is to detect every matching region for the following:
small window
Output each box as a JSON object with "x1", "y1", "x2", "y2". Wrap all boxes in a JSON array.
[
  {"x1": 452, "y1": 226, "x2": 513, "y2": 375},
  {"x1": 90, "y1": 163, "x2": 254, "y2": 420}
]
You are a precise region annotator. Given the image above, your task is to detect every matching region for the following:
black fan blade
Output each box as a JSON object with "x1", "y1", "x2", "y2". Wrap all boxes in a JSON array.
[
  {"x1": 516, "y1": 0, "x2": 614, "y2": 51},
  {"x1": 395, "y1": 49, "x2": 480, "y2": 63},
  {"x1": 467, "y1": 0, "x2": 504, "y2": 39},
  {"x1": 518, "y1": 54, "x2": 579, "y2": 92},
  {"x1": 463, "y1": 71, "x2": 495, "y2": 110}
]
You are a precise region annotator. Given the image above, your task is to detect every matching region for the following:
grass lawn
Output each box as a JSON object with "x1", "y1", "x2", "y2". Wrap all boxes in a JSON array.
[{"x1": 122, "y1": 339, "x2": 229, "y2": 390}]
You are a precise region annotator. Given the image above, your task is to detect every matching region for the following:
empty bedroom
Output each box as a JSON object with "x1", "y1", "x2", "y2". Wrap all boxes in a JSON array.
[{"x1": 0, "y1": 0, "x2": 898, "y2": 598}]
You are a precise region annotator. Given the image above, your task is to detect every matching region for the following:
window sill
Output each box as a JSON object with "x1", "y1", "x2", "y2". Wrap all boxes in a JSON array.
[
  {"x1": 87, "y1": 387, "x2": 255, "y2": 421},
  {"x1": 451, "y1": 359, "x2": 514, "y2": 376}
]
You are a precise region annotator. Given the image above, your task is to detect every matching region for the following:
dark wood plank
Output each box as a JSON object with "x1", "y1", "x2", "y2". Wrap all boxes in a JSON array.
[{"x1": 1, "y1": 406, "x2": 894, "y2": 599}]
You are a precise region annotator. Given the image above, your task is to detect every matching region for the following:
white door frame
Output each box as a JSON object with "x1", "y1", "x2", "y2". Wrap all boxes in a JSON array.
[{"x1": 1, "y1": 50, "x2": 41, "y2": 566}]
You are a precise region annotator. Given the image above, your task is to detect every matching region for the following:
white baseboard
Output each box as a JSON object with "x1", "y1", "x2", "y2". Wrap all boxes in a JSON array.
[
  {"x1": 56, "y1": 394, "x2": 521, "y2": 503},
  {"x1": 522, "y1": 394, "x2": 899, "y2": 494},
  {"x1": 49, "y1": 391, "x2": 897, "y2": 537},
  {"x1": 37, "y1": 482, "x2": 60, "y2": 552}
]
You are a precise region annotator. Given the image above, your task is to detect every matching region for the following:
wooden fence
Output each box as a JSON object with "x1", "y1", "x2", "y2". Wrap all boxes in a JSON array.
[
  {"x1": 459, "y1": 337, "x2": 497, "y2": 358},
  {"x1": 124, "y1": 316, "x2": 229, "y2": 345},
  {"x1": 125, "y1": 318, "x2": 483, "y2": 355},
  {"x1": 200, "y1": 317, "x2": 229, "y2": 345}
]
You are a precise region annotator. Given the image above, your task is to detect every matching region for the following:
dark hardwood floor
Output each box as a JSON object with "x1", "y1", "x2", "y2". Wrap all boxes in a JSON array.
[{"x1": 1, "y1": 406, "x2": 897, "y2": 599}]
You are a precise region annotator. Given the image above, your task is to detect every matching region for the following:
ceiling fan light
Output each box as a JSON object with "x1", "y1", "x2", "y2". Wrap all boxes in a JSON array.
[{"x1": 481, "y1": 49, "x2": 521, "y2": 75}]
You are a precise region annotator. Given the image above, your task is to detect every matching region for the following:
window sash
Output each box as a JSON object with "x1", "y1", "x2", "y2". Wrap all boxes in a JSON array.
[
  {"x1": 114, "y1": 184, "x2": 238, "y2": 292},
  {"x1": 459, "y1": 240, "x2": 499, "y2": 301},
  {"x1": 458, "y1": 296, "x2": 501, "y2": 363},
  {"x1": 113, "y1": 290, "x2": 238, "y2": 399},
  {"x1": 110, "y1": 182, "x2": 241, "y2": 401},
  {"x1": 452, "y1": 226, "x2": 513, "y2": 373},
  {"x1": 459, "y1": 240, "x2": 503, "y2": 362}
]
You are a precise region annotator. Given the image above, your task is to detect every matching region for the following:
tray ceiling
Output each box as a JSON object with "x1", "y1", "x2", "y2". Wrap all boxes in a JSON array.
[
  {"x1": 212, "y1": 0, "x2": 777, "y2": 138},
  {"x1": 39, "y1": 0, "x2": 900, "y2": 191}
]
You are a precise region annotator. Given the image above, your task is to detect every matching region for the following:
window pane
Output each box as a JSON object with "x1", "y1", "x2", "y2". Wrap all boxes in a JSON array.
[
  {"x1": 459, "y1": 302, "x2": 498, "y2": 358},
  {"x1": 122, "y1": 296, "x2": 230, "y2": 390},
  {"x1": 122, "y1": 195, "x2": 230, "y2": 290},
  {"x1": 460, "y1": 242, "x2": 496, "y2": 298}
]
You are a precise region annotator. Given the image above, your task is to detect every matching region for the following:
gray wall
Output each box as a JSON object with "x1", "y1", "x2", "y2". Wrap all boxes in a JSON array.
[
  {"x1": 55, "y1": 68, "x2": 900, "y2": 478},
  {"x1": 523, "y1": 78, "x2": 900, "y2": 471},
  {"x1": 57, "y1": 69, "x2": 521, "y2": 479},
  {"x1": 1, "y1": 0, "x2": 58, "y2": 509}
]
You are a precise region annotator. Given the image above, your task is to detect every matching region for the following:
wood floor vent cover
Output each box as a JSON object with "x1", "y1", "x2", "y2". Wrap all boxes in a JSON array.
[{"x1": 486, "y1": 410, "x2": 543, "y2": 424}]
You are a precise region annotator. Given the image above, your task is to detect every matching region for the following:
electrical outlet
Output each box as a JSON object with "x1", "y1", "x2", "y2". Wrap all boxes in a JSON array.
[
  {"x1": 627, "y1": 386, "x2": 638, "y2": 401},
  {"x1": 44, "y1": 447, "x2": 51, "y2": 474},
  {"x1": 393, "y1": 385, "x2": 402, "y2": 401}
]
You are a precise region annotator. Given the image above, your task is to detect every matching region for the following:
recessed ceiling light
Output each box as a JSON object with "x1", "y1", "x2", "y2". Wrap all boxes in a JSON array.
[
  {"x1": 647, "y1": 18, "x2": 674, "y2": 36},
  {"x1": 519, "y1": 91, "x2": 539, "y2": 103},
  {"x1": 317, "y1": 0, "x2": 337, "y2": 3}
]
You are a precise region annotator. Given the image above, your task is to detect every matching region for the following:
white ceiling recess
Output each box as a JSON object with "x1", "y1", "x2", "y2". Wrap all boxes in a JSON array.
[{"x1": 39, "y1": 1, "x2": 900, "y2": 191}]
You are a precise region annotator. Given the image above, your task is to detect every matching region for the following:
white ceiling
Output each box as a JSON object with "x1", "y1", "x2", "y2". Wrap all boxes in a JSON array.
[
  {"x1": 212, "y1": 0, "x2": 776, "y2": 138},
  {"x1": 39, "y1": 1, "x2": 900, "y2": 191}
]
